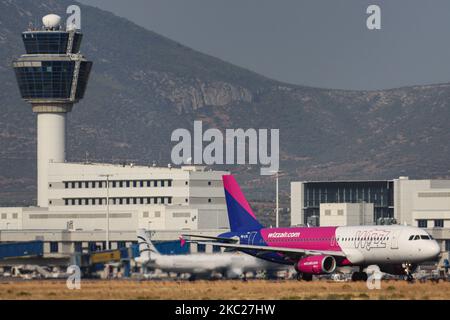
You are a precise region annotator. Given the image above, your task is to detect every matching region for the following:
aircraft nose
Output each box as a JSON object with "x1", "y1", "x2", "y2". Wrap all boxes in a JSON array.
[{"x1": 428, "y1": 241, "x2": 441, "y2": 260}]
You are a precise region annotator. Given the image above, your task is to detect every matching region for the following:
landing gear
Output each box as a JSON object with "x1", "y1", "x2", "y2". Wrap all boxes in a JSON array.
[
  {"x1": 302, "y1": 273, "x2": 313, "y2": 281},
  {"x1": 188, "y1": 274, "x2": 197, "y2": 281},
  {"x1": 351, "y1": 271, "x2": 368, "y2": 281},
  {"x1": 296, "y1": 273, "x2": 313, "y2": 281}
]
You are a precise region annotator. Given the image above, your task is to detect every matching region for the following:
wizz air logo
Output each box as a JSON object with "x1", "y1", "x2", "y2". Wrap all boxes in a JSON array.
[
  {"x1": 354, "y1": 230, "x2": 390, "y2": 251},
  {"x1": 267, "y1": 232, "x2": 300, "y2": 238}
]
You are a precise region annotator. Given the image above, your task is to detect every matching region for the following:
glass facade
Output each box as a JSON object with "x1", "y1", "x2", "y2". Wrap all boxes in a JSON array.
[
  {"x1": 75, "y1": 61, "x2": 92, "y2": 99},
  {"x1": 14, "y1": 61, "x2": 91, "y2": 100},
  {"x1": 14, "y1": 61, "x2": 74, "y2": 99},
  {"x1": 72, "y1": 33, "x2": 83, "y2": 54},
  {"x1": 14, "y1": 30, "x2": 92, "y2": 102},
  {"x1": 303, "y1": 181, "x2": 394, "y2": 224},
  {"x1": 22, "y1": 31, "x2": 82, "y2": 54}
]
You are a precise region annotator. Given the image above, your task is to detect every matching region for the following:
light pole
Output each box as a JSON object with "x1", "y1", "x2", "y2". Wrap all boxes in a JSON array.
[
  {"x1": 270, "y1": 170, "x2": 284, "y2": 228},
  {"x1": 100, "y1": 174, "x2": 113, "y2": 250},
  {"x1": 275, "y1": 172, "x2": 279, "y2": 228}
]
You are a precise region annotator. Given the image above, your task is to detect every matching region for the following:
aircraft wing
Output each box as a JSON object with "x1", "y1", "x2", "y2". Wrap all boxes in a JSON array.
[
  {"x1": 181, "y1": 234, "x2": 238, "y2": 243},
  {"x1": 186, "y1": 240, "x2": 347, "y2": 259}
]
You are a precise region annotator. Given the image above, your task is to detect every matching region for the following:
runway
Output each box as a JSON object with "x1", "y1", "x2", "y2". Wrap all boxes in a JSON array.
[{"x1": 0, "y1": 279, "x2": 449, "y2": 300}]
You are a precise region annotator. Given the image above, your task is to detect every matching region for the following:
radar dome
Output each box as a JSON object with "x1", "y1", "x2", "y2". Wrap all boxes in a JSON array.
[{"x1": 42, "y1": 14, "x2": 61, "y2": 29}]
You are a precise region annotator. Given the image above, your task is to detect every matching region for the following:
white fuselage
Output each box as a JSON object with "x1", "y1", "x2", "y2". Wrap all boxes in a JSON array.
[
  {"x1": 142, "y1": 252, "x2": 285, "y2": 276},
  {"x1": 335, "y1": 225, "x2": 440, "y2": 265}
]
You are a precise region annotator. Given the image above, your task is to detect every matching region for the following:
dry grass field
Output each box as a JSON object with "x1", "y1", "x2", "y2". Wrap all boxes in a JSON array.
[{"x1": 0, "y1": 279, "x2": 449, "y2": 300}]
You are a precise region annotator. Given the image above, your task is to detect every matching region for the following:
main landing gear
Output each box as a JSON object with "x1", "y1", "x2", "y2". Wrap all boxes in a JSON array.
[
  {"x1": 351, "y1": 269, "x2": 368, "y2": 281},
  {"x1": 296, "y1": 273, "x2": 313, "y2": 281}
]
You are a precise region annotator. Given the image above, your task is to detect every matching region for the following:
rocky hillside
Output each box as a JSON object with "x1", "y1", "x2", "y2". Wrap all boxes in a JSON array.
[{"x1": 1, "y1": 0, "x2": 450, "y2": 218}]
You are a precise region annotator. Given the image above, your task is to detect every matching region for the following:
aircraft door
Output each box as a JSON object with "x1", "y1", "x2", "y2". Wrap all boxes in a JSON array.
[{"x1": 391, "y1": 230, "x2": 400, "y2": 249}]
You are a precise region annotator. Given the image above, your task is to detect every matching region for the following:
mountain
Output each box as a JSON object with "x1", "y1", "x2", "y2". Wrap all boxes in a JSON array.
[{"x1": 1, "y1": 0, "x2": 450, "y2": 224}]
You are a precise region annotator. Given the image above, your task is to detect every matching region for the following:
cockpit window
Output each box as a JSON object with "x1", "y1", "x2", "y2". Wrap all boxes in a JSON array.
[
  {"x1": 409, "y1": 235, "x2": 414, "y2": 241},
  {"x1": 420, "y1": 235, "x2": 430, "y2": 240},
  {"x1": 414, "y1": 235, "x2": 420, "y2": 240}
]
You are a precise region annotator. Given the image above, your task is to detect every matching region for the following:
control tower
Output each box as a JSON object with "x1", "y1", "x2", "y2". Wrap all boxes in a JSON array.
[{"x1": 13, "y1": 14, "x2": 92, "y2": 207}]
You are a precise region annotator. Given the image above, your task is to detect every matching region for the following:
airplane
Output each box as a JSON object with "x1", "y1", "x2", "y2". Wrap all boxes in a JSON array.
[
  {"x1": 182, "y1": 174, "x2": 441, "y2": 281},
  {"x1": 135, "y1": 229, "x2": 290, "y2": 280}
]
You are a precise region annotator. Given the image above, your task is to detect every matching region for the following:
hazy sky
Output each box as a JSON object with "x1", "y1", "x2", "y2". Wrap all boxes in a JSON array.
[{"x1": 78, "y1": 0, "x2": 450, "y2": 90}]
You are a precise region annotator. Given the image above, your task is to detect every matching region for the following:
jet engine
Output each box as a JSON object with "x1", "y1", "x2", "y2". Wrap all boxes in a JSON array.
[{"x1": 296, "y1": 255, "x2": 336, "y2": 274}]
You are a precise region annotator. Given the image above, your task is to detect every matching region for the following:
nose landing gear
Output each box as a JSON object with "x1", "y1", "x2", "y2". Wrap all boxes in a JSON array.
[{"x1": 403, "y1": 262, "x2": 414, "y2": 282}]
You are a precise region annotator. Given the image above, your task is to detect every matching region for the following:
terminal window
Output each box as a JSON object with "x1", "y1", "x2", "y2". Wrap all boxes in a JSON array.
[
  {"x1": 418, "y1": 220, "x2": 428, "y2": 228},
  {"x1": 88, "y1": 242, "x2": 97, "y2": 252},
  {"x1": 434, "y1": 219, "x2": 444, "y2": 228},
  {"x1": 74, "y1": 242, "x2": 82, "y2": 253},
  {"x1": 50, "y1": 242, "x2": 59, "y2": 253}
]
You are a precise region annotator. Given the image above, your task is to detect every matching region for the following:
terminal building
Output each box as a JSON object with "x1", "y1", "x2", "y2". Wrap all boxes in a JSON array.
[
  {"x1": 291, "y1": 177, "x2": 450, "y2": 255},
  {"x1": 0, "y1": 13, "x2": 229, "y2": 260}
]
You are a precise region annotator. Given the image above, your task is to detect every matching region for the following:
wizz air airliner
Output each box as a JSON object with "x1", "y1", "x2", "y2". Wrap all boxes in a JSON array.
[{"x1": 184, "y1": 175, "x2": 440, "y2": 281}]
